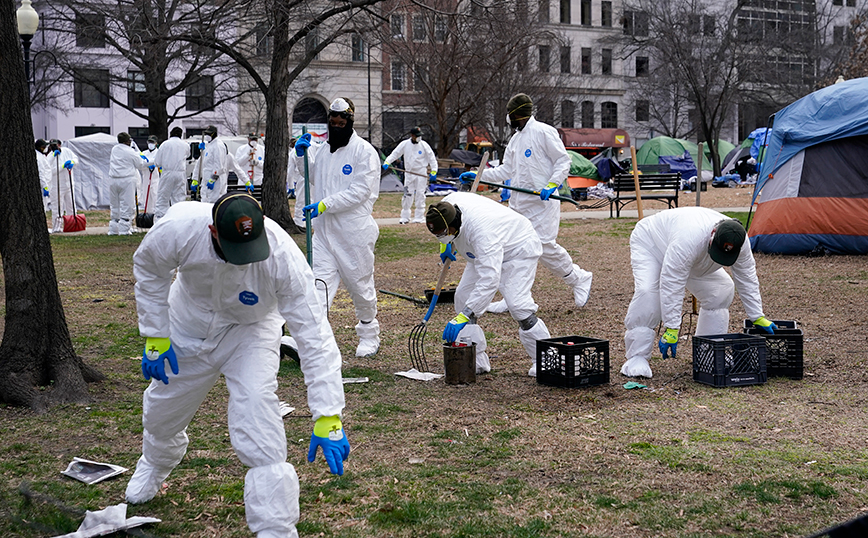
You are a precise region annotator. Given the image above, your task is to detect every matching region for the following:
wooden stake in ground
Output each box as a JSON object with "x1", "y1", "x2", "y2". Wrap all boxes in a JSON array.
[
  {"x1": 696, "y1": 142, "x2": 704, "y2": 207},
  {"x1": 630, "y1": 145, "x2": 644, "y2": 220}
]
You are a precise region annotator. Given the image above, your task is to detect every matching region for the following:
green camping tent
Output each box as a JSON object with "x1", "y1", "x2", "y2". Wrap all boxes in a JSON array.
[
  {"x1": 567, "y1": 150, "x2": 601, "y2": 179},
  {"x1": 637, "y1": 136, "x2": 734, "y2": 171}
]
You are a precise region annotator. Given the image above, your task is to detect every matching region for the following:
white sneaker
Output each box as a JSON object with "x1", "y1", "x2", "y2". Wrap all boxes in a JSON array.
[{"x1": 485, "y1": 299, "x2": 509, "y2": 314}]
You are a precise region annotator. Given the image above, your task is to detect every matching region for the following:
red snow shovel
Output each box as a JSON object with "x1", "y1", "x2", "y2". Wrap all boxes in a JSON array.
[{"x1": 62, "y1": 169, "x2": 86, "y2": 232}]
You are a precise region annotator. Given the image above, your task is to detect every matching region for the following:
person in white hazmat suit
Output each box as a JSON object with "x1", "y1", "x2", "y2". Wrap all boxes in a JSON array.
[
  {"x1": 139, "y1": 135, "x2": 160, "y2": 213},
  {"x1": 294, "y1": 97, "x2": 382, "y2": 358},
  {"x1": 622, "y1": 207, "x2": 779, "y2": 378},
  {"x1": 480, "y1": 93, "x2": 593, "y2": 311},
  {"x1": 426, "y1": 192, "x2": 552, "y2": 376},
  {"x1": 236, "y1": 132, "x2": 265, "y2": 191},
  {"x1": 35, "y1": 139, "x2": 52, "y2": 214},
  {"x1": 191, "y1": 125, "x2": 228, "y2": 203},
  {"x1": 153, "y1": 127, "x2": 191, "y2": 222},
  {"x1": 47, "y1": 139, "x2": 79, "y2": 233},
  {"x1": 383, "y1": 126, "x2": 438, "y2": 224},
  {"x1": 108, "y1": 132, "x2": 150, "y2": 235},
  {"x1": 127, "y1": 192, "x2": 350, "y2": 538}
]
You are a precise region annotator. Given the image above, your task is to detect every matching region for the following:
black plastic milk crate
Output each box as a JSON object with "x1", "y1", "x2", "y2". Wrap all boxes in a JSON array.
[
  {"x1": 742, "y1": 319, "x2": 803, "y2": 380},
  {"x1": 536, "y1": 336, "x2": 609, "y2": 388},
  {"x1": 692, "y1": 333, "x2": 767, "y2": 387}
]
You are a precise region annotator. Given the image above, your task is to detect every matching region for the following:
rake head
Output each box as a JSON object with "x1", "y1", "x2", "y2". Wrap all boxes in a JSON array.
[{"x1": 408, "y1": 320, "x2": 430, "y2": 372}]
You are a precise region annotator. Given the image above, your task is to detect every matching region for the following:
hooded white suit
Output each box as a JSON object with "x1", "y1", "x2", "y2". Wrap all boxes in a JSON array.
[
  {"x1": 108, "y1": 143, "x2": 149, "y2": 235},
  {"x1": 622, "y1": 207, "x2": 767, "y2": 378},
  {"x1": 192, "y1": 138, "x2": 228, "y2": 203},
  {"x1": 48, "y1": 146, "x2": 78, "y2": 232},
  {"x1": 152, "y1": 136, "x2": 191, "y2": 222},
  {"x1": 128, "y1": 201, "x2": 345, "y2": 538},
  {"x1": 385, "y1": 137, "x2": 438, "y2": 223}
]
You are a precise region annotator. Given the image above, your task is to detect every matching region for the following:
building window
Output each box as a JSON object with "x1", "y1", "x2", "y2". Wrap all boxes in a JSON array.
[
  {"x1": 580, "y1": 0, "x2": 591, "y2": 25},
  {"x1": 581, "y1": 47, "x2": 591, "y2": 74},
  {"x1": 834, "y1": 25, "x2": 845, "y2": 45},
  {"x1": 413, "y1": 63, "x2": 427, "y2": 92},
  {"x1": 601, "y1": 101, "x2": 618, "y2": 128},
  {"x1": 636, "y1": 56, "x2": 649, "y2": 76},
  {"x1": 560, "y1": 46, "x2": 571, "y2": 73},
  {"x1": 703, "y1": 15, "x2": 715, "y2": 36},
  {"x1": 186, "y1": 75, "x2": 214, "y2": 111},
  {"x1": 75, "y1": 14, "x2": 105, "y2": 48},
  {"x1": 636, "y1": 100, "x2": 649, "y2": 122},
  {"x1": 560, "y1": 0, "x2": 570, "y2": 24},
  {"x1": 305, "y1": 28, "x2": 320, "y2": 59},
  {"x1": 412, "y1": 15, "x2": 426, "y2": 42},
  {"x1": 128, "y1": 127, "x2": 150, "y2": 150},
  {"x1": 623, "y1": 10, "x2": 649, "y2": 36},
  {"x1": 601, "y1": 1, "x2": 612, "y2": 26},
  {"x1": 391, "y1": 60, "x2": 405, "y2": 91},
  {"x1": 601, "y1": 48, "x2": 612, "y2": 75},
  {"x1": 127, "y1": 71, "x2": 147, "y2": 109},
  {"x1": 581, "y1": 101, "x2": 594, "y2": 128},
  {"x1": 434, "y1": 16, "x2": 447, "y2": 42},
  {"x1": 832, "y1": 0, "x2": 842, "y2": 5},
  {"x1": 352, "y1": 34, "x2": 365, "y2": 62},
  {"x1": 74, "y1": 126, "x2": 110, "y2": 137},
  {"x1": 561, "y1": 100, "x2": 575, "y2": 128},
  {"x1": 255, "y1": 24, "x2": 272, "y2": 56},
  {"x1": 539, "y1": 45, "x2": 551, "y2": 72},
  {"x1": 539, "y1": 0, "x2": 550, "y2": 23},
  {"x1": 391, "y1": 14, "x2": 405, "y2": 39},
  {"x1": 537, "y1": 101, "x2": 554, "y2": 124},
  {"x1": 847, "y1": 0, "x2": 855, "y2": 6},
  {"x1": 74, "y1": 69, "x2": 109, "y2": 108}
]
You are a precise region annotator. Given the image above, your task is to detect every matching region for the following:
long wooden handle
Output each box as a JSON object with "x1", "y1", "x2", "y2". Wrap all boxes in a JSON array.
[
  {"x1": 469, "y1": 151, "x2": 490, "y2": 193},
  {"x1": 423, "y1": 258, "x2": 452, "y2": 322},
  {"x1": 630, "y1": 145, "x2": 644, "y2": 220}
]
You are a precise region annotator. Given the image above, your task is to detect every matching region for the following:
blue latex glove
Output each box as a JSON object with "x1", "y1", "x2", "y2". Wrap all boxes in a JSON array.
[
  {"x1": 429, "y1": 172, "x2": 437, "y2": 182},
  {"x1": 42, "y1": 187, "x2": 49, "y2": 197},
  {"x1": 148, "y1": 164, "x2": 156, "y2": 171},
  {"x1": 295, "y1": 133, "x2": 312, "y2": 157},
  {"x1": 198, "y1": 142, "x2": 206, "y2": 150},
  {"x1": 245, "y1": 181, "x2": 254, "y2": 193},
  {"x1": 382, "y1": 162, "x2": 390, "y2": 171},
  {"x1": 63, "y1": 160, "x2": 74, "y2": 170},
  {"x1": 142, "y1": 337, "x2": 179, "y2": 385},
  {"x1": 658, "y1": 328, "x2": 678, "y2": 359},
  {"x1": 206, "y1": 178, "x2": 216, "y2": 190},
  {"x1": 500, "y1": 179, "x2": 512, "y2": 202},
  {"x1": 303, "y1": 201, "x2": 326, "y2": 220},
  {"x1": 458, "y1": 171, "x2": 476, "y2": 184},
  {"x1": 190, "y1": 180, "x2": 199, "y2": 193},
  {"x1": 53, "y1": 149, "x2": 61, "y2": 156},
  {"x1": 140, "y1": 154, "x2": 149, "y2": 163},
  {"x1": 540, "y1": 182, "x2": 559, "y2": 200},
  {"x1": 753, "y1": 316, "x2": 778, "y2": 334},
  {"x1": 443, "y1": 313, "x2": 470, "y2": 343},
  {"x1": 439, "y1": 242, "x2": 456, "y2": 263},
  {"x1": 308, "y1": 415, "x2": 351, "y2": 475}
]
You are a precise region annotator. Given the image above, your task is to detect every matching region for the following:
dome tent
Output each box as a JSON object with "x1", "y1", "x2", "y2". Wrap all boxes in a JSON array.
[{"x1": 749, "y1": 77, "x2": 868, "y2": 255}]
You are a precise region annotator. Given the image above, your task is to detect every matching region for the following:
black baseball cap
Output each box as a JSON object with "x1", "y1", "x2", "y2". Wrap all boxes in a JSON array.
[
  {"x1": 212, "y1": 192, "x2": 270, "y2": 265},
  {"x1": 426, "y1": 201, "x2": 456, "y2": 235},
  {"x1": 708, "y1": 219, "x2": 746, "y2": 266}
]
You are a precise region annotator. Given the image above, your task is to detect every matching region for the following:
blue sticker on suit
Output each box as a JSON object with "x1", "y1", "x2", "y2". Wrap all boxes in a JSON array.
[
  {"x1": 239, "y1": 291, "x2": 259, "y2": 305},
  {"x1": 525, "y1": 149, "x2": 532, "y2": 157},
  {"x1": 342, "y1": 164, "x2": 353, "y2": 175}
]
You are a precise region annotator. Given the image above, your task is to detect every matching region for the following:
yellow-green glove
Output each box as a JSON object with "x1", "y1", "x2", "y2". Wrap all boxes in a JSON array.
[
  {"x1": 658, "y1": 327, "x2": 678, "y2": 358},
  {"x1": 753, "y1": 316, "x2": 778, "y2": 334},
  {"x1": 307, "y1": 415, "x2": 350, "y2": 475}
]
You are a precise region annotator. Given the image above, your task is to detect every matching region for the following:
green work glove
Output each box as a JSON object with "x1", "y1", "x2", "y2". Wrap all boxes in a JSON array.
[
  {"x1": 753, "y1": 316, "x2": 778, "y2": 334},
  {"x1": 308, "y1": 415, "x2": 350, "y2": 475},
  {"x1": 658, "y1": 327, "x2": 678, "y2": 358}
]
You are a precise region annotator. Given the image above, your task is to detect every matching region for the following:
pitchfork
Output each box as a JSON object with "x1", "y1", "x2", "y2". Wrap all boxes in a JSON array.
[{"x1": 408, "y1": 257, "x2": 452, "y2": 372}]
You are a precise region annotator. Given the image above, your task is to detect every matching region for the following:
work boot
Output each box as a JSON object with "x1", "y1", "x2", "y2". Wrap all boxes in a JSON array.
[
  {"x1": 565, "y1": 264, "x2": 593, "y2": 307},
  {"x1": 484, "y1": 299, "x2": 508, "y2": 314},
  {"x1": 125, "y1": 456, "x2": 171, "y2": 504},
  {"x1": 355, "y1": 319, "x2": 380, "y2": 357}
]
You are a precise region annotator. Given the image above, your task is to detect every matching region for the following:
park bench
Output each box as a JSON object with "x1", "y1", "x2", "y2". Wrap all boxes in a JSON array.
[{"x1": 609, "y1": 172, "x2": 681, "y2": 218}]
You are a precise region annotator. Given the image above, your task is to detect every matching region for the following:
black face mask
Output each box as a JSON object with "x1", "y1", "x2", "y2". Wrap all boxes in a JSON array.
[
  {"x1": 328, "y1": 120, "x2": 354, "y2": 152},
  {"x1": 411, "y1": 138, "x2": 419, "y2": 144}
]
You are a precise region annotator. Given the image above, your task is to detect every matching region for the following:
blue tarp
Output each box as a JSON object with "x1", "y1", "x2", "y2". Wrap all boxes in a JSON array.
[
  {"x1": 755, "y1": 77, "x2": 868, "y2": 202},
  {"x1": 658, "y1": 151, "x2": 697, "y2": 183},
  {"x1": 748, "y1": 128, "x2": 770, "y2": 160}
]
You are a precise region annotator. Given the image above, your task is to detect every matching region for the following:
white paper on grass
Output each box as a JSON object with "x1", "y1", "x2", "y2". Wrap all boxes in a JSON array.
[
  {"x1": 61, "y1": 458, "x2": 127, "y2": 485},
  {"x1": 52, "y1": 503, "x2": 160, "y2": 538},
  {"x1": 394, "y1": 368, "x2": 444, "y2": 381},
  {"x1": 278, "y1": 401, "x2": 295, "y2": 417}
]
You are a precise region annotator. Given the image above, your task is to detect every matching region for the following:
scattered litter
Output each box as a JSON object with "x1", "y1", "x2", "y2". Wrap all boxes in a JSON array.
[
  {"x1": 623, "y1": 382, "x2": 647, "y2": 390},
  {"x1": 278, "y1": 402, "x2": 295, "y2": 417},
  {"x1": 408, "y1": 457, "x2": 425, "y2": 464},
  {"x1": 343, "y1": 377, "x2": 369, "y2": 384},
  {"x1": 61, "y1": 458, "x2": 127, "y2": 485},
  {"x1": 91, "y1": 299, "x2": 104, "y2": 303},
  {"x1": 394, "y1": 368, "x2": 444, "y2": 381},
  {"x1": 805, "y1": 460, "x2": 818, "y2": 466},
  {"x1": 51, "y1": 503, "x2": 160, "y2": 538}
]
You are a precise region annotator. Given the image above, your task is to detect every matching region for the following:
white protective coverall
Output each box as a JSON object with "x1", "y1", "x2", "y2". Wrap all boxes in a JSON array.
[
  {"x1": 236, "y1": 141, "x2": 265, "y2": 186},
  {"x1": 48, "y1": 146, "x2": 79, "y2": 232},
  {"x1": 385, "y1": 138, "x2": 438, "y2": 223},
  {"x1": 36, "y1": 150, "x2": 51, "y2": 213},
  {"x1": 295, "y1": 131, "x2": 381, "y2": 357},
  {"x1": 443, "y1": 192, "x2": 552, "y2": 376},
  {"x1": 152, "y1": 136, "x2": 191, "y2": 222},
  {"x1": 140, "y1": 147, "x2": 159, "y2": 213},
  {"x1": 484, "y1": 116, "x2": 593, "y2": 309},
  {"x1": 290, "y1": 148, "x2": 308, "y2": 228},
  {"x1": 192, "y1": 138, "x2": 228, "y2": 203},
  {"x1": 128, "y1": 201, "x2": 345, "y2": 538},
  {"x1": 622, "y1": 207, "x2": 767, "y2": 378},
  {"x1": 108, "y1": 143, "x2": 149, "y2": 235}
]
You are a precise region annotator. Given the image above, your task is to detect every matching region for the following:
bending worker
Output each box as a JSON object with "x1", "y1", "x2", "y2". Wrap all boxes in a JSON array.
[
  {"x1": 294, "y1": 97, "x2": 382, "y2": 358},
  {"x1": 127, "y1": 192, "x2": 349, "y2": 538},
  {"x1": 426, "y1": 192, "x2": 552, "y2": 377},
  {"x1": 480, "y1": 93, "x2": 593, "y2": 311},
  {"x1": 383, "y1": 126, "x2": 438, "y2": 224},
  {"x1": 622, "y1": 207, "x2": 778, "y2": 378},
  {"x1": 108, "y1": 132, "x2": 150, "y2": 235}
]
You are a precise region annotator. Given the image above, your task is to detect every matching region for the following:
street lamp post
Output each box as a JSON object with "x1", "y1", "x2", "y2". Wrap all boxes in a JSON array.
[{"x1": 16, "y1": 0, "x2": 40, "y2": 94}]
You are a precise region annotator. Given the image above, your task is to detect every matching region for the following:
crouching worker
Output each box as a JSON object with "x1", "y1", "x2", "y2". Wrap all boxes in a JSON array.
[
  {"x1": 622, "y1": 207, "x2": 777, "y2": 378},
  {"x1": 425, "y1": 192, "x2": 552, "y2": 376},
  {"x1": 127, "y1": 192, "x2": 350, "y2": 538}
]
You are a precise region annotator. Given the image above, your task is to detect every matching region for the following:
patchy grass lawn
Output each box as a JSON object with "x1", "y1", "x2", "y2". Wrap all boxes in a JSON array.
[{"x1": 3, "y1": 190, "x2": 868, "y2": 537}]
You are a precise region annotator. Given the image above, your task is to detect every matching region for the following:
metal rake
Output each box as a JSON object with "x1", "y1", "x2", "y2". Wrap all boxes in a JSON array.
[{"x1": 408, "y1": 258, "x2": 452, "y2": 372}]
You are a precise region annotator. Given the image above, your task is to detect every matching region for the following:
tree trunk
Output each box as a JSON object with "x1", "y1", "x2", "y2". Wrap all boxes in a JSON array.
[{"x1": 0, "y1": 0, "x2": 104, "y2": 412}]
